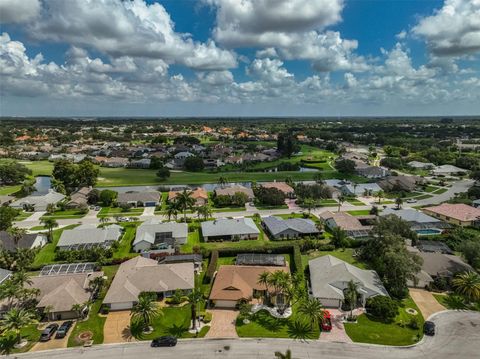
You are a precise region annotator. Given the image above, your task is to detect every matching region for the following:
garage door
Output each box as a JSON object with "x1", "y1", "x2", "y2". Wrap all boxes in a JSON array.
[
  {"x1": 319, "y1": 298, "x2": 341, "y2": 308},
  {"x1": 145, "y1": 202, "x2": 156, "y2": 207},
  {"x1": 110, "y1": 302, "x2": 133, "y2": 311},
  {"x1": 215, "y1": 300, "x2": 237, "y2": 308}
]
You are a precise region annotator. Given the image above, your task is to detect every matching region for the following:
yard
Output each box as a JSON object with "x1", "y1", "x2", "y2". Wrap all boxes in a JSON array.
[
  {"x1": 236, "y1": 304, "x2": 320, "y2": 339},
  {"x1": 41, "y1": 209, "x2": 87, "y2": 220},
  {"x1": 3, "y1": 324, "x2": 42, "y2": 354},
  {"x1": 112, "y1": 223, "x2": 138, "y2": 259},
  {"x1": 302, "y1": 249, "x2": 368, "y2": 270},
  {"x1": 0, "y1": 185, "x2": 21, "y2": 195},
  {"x1": 97, "y1": 207, "x2": 144, "y2": 218},
  {"x1": 31, "y1": 224, "x2": 78, "y2": 268},
  {"x1": 344, "y1": 297, "x2": 424, "y2": 346}
]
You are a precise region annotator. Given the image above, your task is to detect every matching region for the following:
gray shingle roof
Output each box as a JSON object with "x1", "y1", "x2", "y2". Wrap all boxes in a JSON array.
[
  {"x1": 309, "y1": 255, "x2": 389, "y2": 300},
  {"x1": 0, "y1": 268, "x2": 12, "y2": 284},
  {"x1": 57, "y1": 225, "x2": 122, "y2": 248},
  {"x1": 0, "y1": 231, "x2": 45, "y2": 252},
  {"x1": 382, "y1": 208, "x2": 441, "y2": 223},
  {"x1": 117, "y1": 191, "x2": 160, "y2": 203},
  {"x1": 262, "y1": 216, "x2": 319, "y2": 236},
  {"x1": 201, "y1": 217, "x2": 260, "y2": 237},
  {"x1": 133, "y1": 220, "x2": 188, "y2": 246}
]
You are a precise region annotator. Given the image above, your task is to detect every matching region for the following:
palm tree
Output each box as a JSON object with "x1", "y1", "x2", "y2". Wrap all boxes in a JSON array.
[
  {"x1": 40, "y1": 217, "x2": 58, "y2": 242},
  {"x1": 258, "y1": 271, "x2": 271, "y2": 304},
  {"x1": 11, "y1": 271, "x2": 32, "y2": 287},
  {"x1": 7, "y1": 227, "x2": 26, "y2": 249},
  {"x1": 344, "y1": 280, "x2": 359, "y2": 319},
  {"x1": 0, "y1": 308, "x2": 37, "y2": 345},
  {"x1": 337, "y1": 195, "x2": 345, "y2": 212},
  {"x1": 452, "y1": 271, "x2": 480, "y2": 302},
  {"x1": 88, "y1": 276, "x2": 106, "y2": 293},
  {"x1": 71, "y1": 303, "x2": 87, "y2": 319},
  {"x1": 166, "y1": 200, "x2": 180, "y2": 221},
  {"x1": 99, "y1": 216, "x2": 110, "y2": 226},
  {"x1": 330, "y1": 227, "x2": 348, "y2": 250},
  {"x1": 46, "y1": 203, "x2": 56, "y2": 215},
  {"x1": 217, "y1": 176, "x2": 228, "y2": 188},
  {"x1": 352, "y1": 182, "x2": 358, "y2": 197},
  {"x1": 298, "y1": 297, "x2": 324, "y2": 329},
  {"x1": 176, "y1": 189, "x2": 195, "y2": 222},
  {"x1": 187, "y1": 289, "x2": 204, "y2": 330},
  {"x1": 275, "y1": 349, "x2": 294, "y2": 359},
  {"x1": 131, "y1": 292, "x2": 162, "y2": 331},
  {"x1": 395, "y1": 197, "x2": 403, "y2": 210},
  {"x1": 195, "y1": 205, "x2": 213, "y2": 221},
  {"x1": 377, "y1": 190, "x2": 384, "y2": 204},
  {"x1": 303, "y1": 198, "x2": 316, "y2": 215}
]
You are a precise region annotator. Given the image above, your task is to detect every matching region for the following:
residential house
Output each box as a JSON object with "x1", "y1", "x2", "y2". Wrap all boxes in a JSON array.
[
  {"x1": 381, "y1": 208, "x2": 450, "y2": 232},
  {"x1": 57, "y1": 224, "x2": 123, "y2": 250},
  {"x1": 320, "y1": 211, "x2": 373, "y2": 239},
  {"x1": 416, "y1": 240, "x2": 454, "y2": 255},
  {"x1": 173, "y1": 151, "x2": 194, "y2": 168},
  {"x1": 132, "y1": 219, "x2": 188, "y2": 253},
  {"x1": 0, "y1": 231, "x2": 47, "y2": 252},
  {"x1": 309, "y1": 255, "x2": 389, "y2": 308},
  {"x1": 128, "y1": 158, "x2": 151, "y2": 169},
  {"x1": 224, "y1": 155, "x2": 244, "y2": 165},
  {"x1": 378, "y1": 175, "x2": 424, "y2": 192},
  {"x1": 203, "y1": 158, "x2": 223, "y2": 169},
  {"x1": 340, "y1": 183, "x2": 382, "y2": 196},
  {"x1": 103, "y1": 256, "x2": 194, "y2": 310},
  {"x1": 408, "y1": 161, "x2": 435, "y2": 170},
  {"x1": 423, "y1": 203, "x2": 480, "y2": 227},
  {"x1": 158, "y1": 254, "x2": 203, "y2": 272},
  {"x1": 432, "y1": 164, "x2": 467, "y2": 176},
  {"x1": 262, "y1": 216, "x2": 320, "y2": 239},
  {"x1": 27, "y1": 271, "x2": 104, "y2": 320},
  {"x1": 97, "y1": 157, "x2": 129, "y2": 168},
  {"x1": 10, "y1": 190, "x2": 66, "y2": 211},
  {"x1": 168, "y1": 187, "x2": 208, "y2": 206},
  {"x1": 201, "y1": 217, "x2": 260, "y2": 242},
  {"x1": 235, "y1": 253, "x2": 286, "y2": 267},
  {"x1": 356, "y1": 166, "x2": 390, "y2": 179},
  {"x1": 214, "y1": 185, "x2": 255, "y2": 201},
  {"x1": 261, "y1": 182, "x2": 295, "y2": 198},
  {"x1": 209, "y1": 264, "x2": 290, "y2": 308},
  {"x1": 66, "y1": 187, "x2": 92, "y2": 209},
  {"x1": 117, "y1": 191, "x2": 161, "y2": 207}
]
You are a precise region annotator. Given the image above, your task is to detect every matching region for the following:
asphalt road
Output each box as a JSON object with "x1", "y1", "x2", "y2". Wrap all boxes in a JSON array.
[{"x1": 14, "y1": 311, "x2": 480, "y2": 359}]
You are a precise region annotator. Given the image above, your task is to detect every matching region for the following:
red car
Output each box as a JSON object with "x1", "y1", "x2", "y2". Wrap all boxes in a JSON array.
[{"x1": 321, "y1": 310, "x2": 332, "y2": 332}]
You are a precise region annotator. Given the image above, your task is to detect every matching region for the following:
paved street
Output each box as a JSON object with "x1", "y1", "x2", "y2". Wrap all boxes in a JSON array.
[{"x1": 15, "y1": 311, "x2": 480, "y2": 359}]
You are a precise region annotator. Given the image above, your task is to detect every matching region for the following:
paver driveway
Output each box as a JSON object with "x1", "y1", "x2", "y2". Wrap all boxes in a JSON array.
[
  {"x1": 30, "y1": 322, "x2": 76, "y2": 351},
  {"x1": 409, "y1": 288, "x2": 445, "y2": 319},
  {"x1": 205, "y1": 309, "x2": 238, "y2": 338},
  {"x1": 103, "y1": 311, "x2": 136, "y2": 344}
]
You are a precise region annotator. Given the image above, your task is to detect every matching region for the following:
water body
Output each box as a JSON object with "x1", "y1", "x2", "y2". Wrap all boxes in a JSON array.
[{"x1": 34, "y1": 176, "x2": 52, "y2": 194}]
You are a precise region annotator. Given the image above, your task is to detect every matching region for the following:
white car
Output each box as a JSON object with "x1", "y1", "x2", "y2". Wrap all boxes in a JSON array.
[{"x1": 406, "y1": 199, "x2": 417, "y2": 204}]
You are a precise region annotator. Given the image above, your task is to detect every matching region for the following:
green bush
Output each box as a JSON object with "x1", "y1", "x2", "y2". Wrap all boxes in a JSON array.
[
  {"x1": 203, "y1": 312, "x2": 212, "y2": 323},
  {"x1": 204, "y1": 250, "x2": 218, "y2": 284},
  {"x1": 365, "y1": 296, "x2": 399, "y2": 323}
]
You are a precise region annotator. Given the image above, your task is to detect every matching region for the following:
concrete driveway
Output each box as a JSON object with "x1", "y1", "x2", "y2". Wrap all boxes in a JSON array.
[
  {"x1": 30, "y1": 322, "x2": 76, "y2": 352},
  {"x1": 205, "y1": 309, "x2": 238, "y2": 338},
  {"x1": 409, "y1": 288, "x2": 445, "y2": 319},
  {"x1": 319, "y1": 309, "x2": 353, "y2": 343},
  {"x1": 104, "y1": 311, "x2": 136, "y2": 344},
  {"x1": 140, "y1": 207, "x2": 155, "y2": 217}
]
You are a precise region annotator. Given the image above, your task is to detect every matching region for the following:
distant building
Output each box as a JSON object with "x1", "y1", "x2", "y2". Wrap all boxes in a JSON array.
[
  {"x1": 66, "y1": 187, "x2": 92, "y2": 209},
  {"x1": 10, "y1": 190, "x2": 65, "y2": 212},
  {"x1": 117, "y1": 191, "x2": 161, "y2": 207},
  {"x1": 168, "y1": 187, "x2": 208, "y2": 206},
  {"x1": 320, "y1": 211, "x2": 373, "y2": 239},
  {"x1": 378, "y1": 175, "x2": 424, "y2": 192},
  {"x1": 432, "y1": 164, "x2": 467, "y2": 176},
  {"x1": 132, "y1": 219, "x2": 188, "y2": 253},
  {"x1": 407, "y1": 161, "x2": 434, "y2": 170},
  {"x1": 262, "y1": 216, "x2": 320, "y2": 240},
  {"x1": 261, "y1": 182, "x2": 295, "y2": 198},
  {"x1": 214, "y1": 185, "x2": 255, "y2": 201},
  {"x1": 423, "y1": 203, "x2": 480, "y2": 227},
  {"x1": 201, "y1": 217, "x2": 260, "y2": 242},
  {"x1": 57, "y1": 224, "x2": 123, "y2": 250}
]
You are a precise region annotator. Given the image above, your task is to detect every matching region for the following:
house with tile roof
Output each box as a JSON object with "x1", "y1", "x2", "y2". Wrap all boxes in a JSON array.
[
  {"x1": 423, "y1": 203, "x2": 480, "y2": 227},
  {"x1": 320, "y1": 211, "x2": 373, "y2": 239},
  {"x1": 168, "y1": 187, "x2": 208, "y2": 206}
]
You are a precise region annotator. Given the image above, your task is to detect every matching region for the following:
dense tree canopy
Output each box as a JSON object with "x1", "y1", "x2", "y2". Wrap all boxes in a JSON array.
[{"x1": 0, "y1": 162, "x2": 31, "y2": 185}]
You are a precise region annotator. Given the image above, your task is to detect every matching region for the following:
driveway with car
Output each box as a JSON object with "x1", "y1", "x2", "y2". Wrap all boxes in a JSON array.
[
  {"x1": 205, "y1": 309, "x2": 238, "y2": 338},
  {"x1": 103, "y1": 311, "x2": 136, "y2": 344},
  {"x1": 30, "y1": 322, "x2": 76, "y2": 352},
  {"x1": 409, "y1": 288, "x2": 445, "y2": 319}
]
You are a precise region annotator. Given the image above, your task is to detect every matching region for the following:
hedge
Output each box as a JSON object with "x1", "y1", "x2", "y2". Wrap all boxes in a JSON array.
[{"x1": 204, "y1": 250, "x2": 218, "y2": 284}]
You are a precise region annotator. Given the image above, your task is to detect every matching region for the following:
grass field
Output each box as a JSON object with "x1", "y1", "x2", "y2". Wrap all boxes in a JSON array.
[
  {"x1": 32, "y1": 224, "x2": 78, "y2": 268},
  {"x1": 112, "y1": 223, "x2": 138, "y2": 259},
  {"x1": 0, "y1": 185, "x2": 21, "y2": 195},
  {"x1": 344, "y1": 297, "x2": 424, "y2": 346},
  {"x1": 41, "y1": 209, "x2": 87, "y2": 220},
  {"x1": 347, "y1": 210, "x2": 372, "y2": 216},
  {"x1": 97, "y1": 206, "x2": 144, "y2": 217}
]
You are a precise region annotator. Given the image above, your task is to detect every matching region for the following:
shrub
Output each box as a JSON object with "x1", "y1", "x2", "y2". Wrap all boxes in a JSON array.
[
  {"x1": 408, "y1": 316, "x2": 419, "y2": 329},
  {"x1": 365, "y1": 296, "x2": 399, "y2": 322},
  {"x1": 204, "y1": 250, "x2": 218, "y2": 284},
  {"x1": 292, "y1": 244, "x2": 303, "y2": 274},
  {"x1": 203, "y1": 312, "x2": 212, "y2": 323}
]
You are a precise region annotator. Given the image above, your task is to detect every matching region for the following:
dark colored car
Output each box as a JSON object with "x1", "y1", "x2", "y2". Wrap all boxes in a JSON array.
[
  {"x1": 40, "y1": 323, "x2": 59, "y2": 342},
  {"x1": 424, "y1": 321, "x2": 436, "y2": 336},
  {"x1": 55, "y1": 321, "x2": 73, "y2": 339},
  {"x1": 151, "y1": 336, "x2": 177, "y2": 347}
]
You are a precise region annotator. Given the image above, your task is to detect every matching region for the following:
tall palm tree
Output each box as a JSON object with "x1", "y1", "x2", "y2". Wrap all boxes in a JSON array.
[
  {"x1": 352, "y1": 182, "x2": 358, "y2": 197},
  {"x1": 377, "y1": 190, "x2": 384, "y2": 204},
  {"x1": 195, "y1": 205, "x2": 212, "y2": 221},
  {"x1": 187, "y1": 289, "x2": 204, "y2": 330},
  {"x1": 257, "y1": 271, "x2": 271, "y2": 304},
  {"x1": 40, "y1": 217, "x2": 58, "y2": 242},
  {"x1": 275, "y1": 349, "x2": 294, "y2": 359},
  {"x1": 131, "y1": 292, "x2": 162, "y2": 331},
  {"x1": 0, "y1": 308, "x2": 37, "y2": 345},
  {"x1": 217, "y1": 176, "x2": 228, "y2": 188},
  {"x1": 7, "y1": 227, "x2": 26, "y2": 249},
  {"x1": 452, "y1": 271, "x2": 480, "y2": 302},
  {"x1": 166, "y1": 200, "x2": 180, "y2": 221},
  {"x1": 176, "y1": 189, "x2": 195, "y2": 222},
  {"x1": 99, "y1": 216, "x2": 110, "y2": 226},
  {"x1": 11, "y1": 271, "x2": 32, "y2": 287},
  {"x1": 330, "y1": 227, "x2": 348, "y2": 250},
  {"x1": 298, "y1": 297, "x2": 325, "y2": 329},
  {"x1": 337, "y1": 195, "x2": 345, "y2": 212},
  {"x1": 395, "y1": 197, "x2": 403, "y2": 210},
  {"x1": 45, "y1": 203, "x2": 56, "y2": 215},
  {"x1": 303, "y1": 198, "x2": 316, "y2": 215},
  {"x1": 344, "y1": 280, "x2": 359, "y2": 318}
]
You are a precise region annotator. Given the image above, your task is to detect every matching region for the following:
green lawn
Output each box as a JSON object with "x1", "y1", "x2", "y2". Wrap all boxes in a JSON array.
[
  {"x1": 97, "y1": 206, "x2": 144, "y2": 217},
  {"x1": 347, "y1": 210, "x2": 372, "y2": 216},
  {"x1": 131, "y1": 304, "x2": 209, "y2": 340},
  {"x1": 318, "y1": 199, "x2": 338, "y2": 206},
  {"x1": 41, "y1": 209, "x2": 87, "y2": 220},
  {"x1": 32, "y1": 224, "x2": 78, "y2": 268},
  {"x1": 424, "y1": 185, "x2": 440, "y2": 193},
  {"x1": 344, "y1": 297, "x2": 424, "y2": 346},
  {"x1": 302, "y1": 249, "x2": 368, "y2": 269},
  {"x1": 432, "y1": 188, "x2": 448, "y2": 194},
  {"x1": 236, "y1": 304, "x2": 320, "y2": 339},
  {"x1": 4, "y1": 324, "x2": 42, "y2": 354},
  {"x1": 0, "y1": 185, "x2": 21, "y2": 195},
  {"x1": 112, "y1": 223, "x2": 138, "y2": 259},
  {"x1": 181, "y1": 226, "x2": 201, "y2": 253},
  {"x1": 346, "y1": 199, "x2": 366, "y2": 206},
  {"x1": 67, "y1": 265, "x2": 119, "y2": 347},
  {"x1": 15, "y1": 211, "x2": 33, "y2": 221}
]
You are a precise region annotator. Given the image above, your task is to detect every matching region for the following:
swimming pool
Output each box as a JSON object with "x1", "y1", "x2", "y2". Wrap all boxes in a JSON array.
[{"x1": 415, "y1": 229, "x2": 443, "y2": 235}]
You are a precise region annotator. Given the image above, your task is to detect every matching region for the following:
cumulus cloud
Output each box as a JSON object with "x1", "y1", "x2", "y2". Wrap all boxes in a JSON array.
[
  {"x1": 413, "y1": 0, "x2": 480, "y2": 56},
  {"x1": 27, "y1": 0, "x2": 236, "y2": 71},
  {"x1": 0, "y1": 0, "x2": 40, "y2": 24}
]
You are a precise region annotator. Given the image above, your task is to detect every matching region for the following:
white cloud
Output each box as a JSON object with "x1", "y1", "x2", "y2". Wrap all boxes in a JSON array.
[
  {"x1": 27, "y1": 0, "x2": 236, "y2": 71},
  {"x1": 0, "y1": 0, "x2": 40, "y2": 24},
  {"x1": 413, "y1": 0, "x2": 480, "y2": 56},
  {"x1": 255, "y1": 48, "x2": 278, "y2": 58},
  {"x1": 247, "y1": 58, "x2": 294, "y2": 85}
]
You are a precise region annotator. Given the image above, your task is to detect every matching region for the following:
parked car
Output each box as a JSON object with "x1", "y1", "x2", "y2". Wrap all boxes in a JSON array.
[
  {"x1": 55, "y1": 321, "x2": 73, "y2": 339},
  {"x1": 94, "y1": 206, "x2": 101, "y2": 211},
  {"x1": 406, "y1": 199, "x2": 417, "y2": 204},
  {"x1": 40, "y1": 323, "x2": 59, "y2": 341},
  {"x1": 151, "y1": 336, "x2": 177, "y2": 347},
  {"x1": 321, "y1": 310, "x2": 332, "y2": 332},
  {"x1": 424, "y1": 321, "x2": 436, "y2": 336}
]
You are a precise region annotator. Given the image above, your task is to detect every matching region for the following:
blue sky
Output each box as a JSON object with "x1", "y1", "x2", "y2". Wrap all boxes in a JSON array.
[{"x1": 0, "y1": 0, "x2": 479, "y2": 116}]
